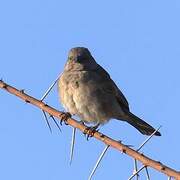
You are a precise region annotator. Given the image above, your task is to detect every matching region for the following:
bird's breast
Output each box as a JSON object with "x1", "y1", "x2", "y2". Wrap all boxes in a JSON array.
[{"x1": 58, "y1": 71, "x2": 118, "y2": 124}]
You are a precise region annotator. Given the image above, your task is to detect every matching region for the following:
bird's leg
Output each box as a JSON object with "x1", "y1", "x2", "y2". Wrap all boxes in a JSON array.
[
  {"x1": 83, "y1": 123, "x2": 100, "y2": 140},
  {"x1": 60, "y1": 112, "x2": 72, "y2": 125}
]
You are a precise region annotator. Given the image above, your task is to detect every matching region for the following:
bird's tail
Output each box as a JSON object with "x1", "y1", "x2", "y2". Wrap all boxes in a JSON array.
[{"x1": 124, "y1": 112, "x2": 161, "y2": 136}]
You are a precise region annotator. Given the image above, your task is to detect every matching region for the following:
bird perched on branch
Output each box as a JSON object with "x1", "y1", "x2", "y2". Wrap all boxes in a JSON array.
[{"x1": 58, "y1": 47, "x2": 161, "y2": 136}]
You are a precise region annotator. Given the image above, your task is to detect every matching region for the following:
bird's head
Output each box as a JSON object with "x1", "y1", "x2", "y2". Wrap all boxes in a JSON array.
[{"x1": 64, "y1": 47, "x2": 98, "y2": 71}]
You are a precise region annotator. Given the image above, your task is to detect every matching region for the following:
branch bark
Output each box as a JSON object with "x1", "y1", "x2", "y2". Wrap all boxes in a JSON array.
[{"x1": 1, "y1": 80, "x2": 180, "y2": 179}]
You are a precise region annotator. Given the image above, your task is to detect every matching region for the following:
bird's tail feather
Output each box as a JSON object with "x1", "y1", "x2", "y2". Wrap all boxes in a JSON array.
[{"x1": 124, "y1": 112, "x2": 161, "y2": 136}]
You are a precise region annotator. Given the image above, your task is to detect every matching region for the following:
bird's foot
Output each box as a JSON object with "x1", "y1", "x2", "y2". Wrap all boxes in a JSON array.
[
  {"x1": 60, "y1": 112, "x2": 71, "y2": 125},
  {"x1": 83, "y1": 124, "x2": 100, "y2": 140}
]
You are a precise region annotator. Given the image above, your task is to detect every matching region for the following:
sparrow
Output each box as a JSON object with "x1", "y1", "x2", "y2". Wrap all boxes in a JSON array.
[{"x1": 58, "y1": 47, "x2": 161, "y2": 136}]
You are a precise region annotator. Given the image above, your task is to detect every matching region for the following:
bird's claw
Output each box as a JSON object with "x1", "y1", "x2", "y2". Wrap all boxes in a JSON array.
[
  {"x1": 83, "y1": 126, "x2": 99, "y2": 140},
  {"x1": 60, "y1": 112, "x2": 71, "y2": 125}
]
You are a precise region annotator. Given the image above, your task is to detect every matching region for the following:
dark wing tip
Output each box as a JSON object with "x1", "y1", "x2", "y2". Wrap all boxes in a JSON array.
[{"x1": 155, "y1": 131, "x2": 161, "y2": 136}]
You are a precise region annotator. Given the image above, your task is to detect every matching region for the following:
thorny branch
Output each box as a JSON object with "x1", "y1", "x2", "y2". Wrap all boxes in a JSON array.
[{"x1": 0, "y1": 80, "x2": 180, "y2": 179}]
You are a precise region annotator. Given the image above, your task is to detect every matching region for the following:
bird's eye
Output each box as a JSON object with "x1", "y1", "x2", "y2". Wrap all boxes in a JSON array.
[{"x1": 69, "y1": 56, "x2": 73, "y2": 60}]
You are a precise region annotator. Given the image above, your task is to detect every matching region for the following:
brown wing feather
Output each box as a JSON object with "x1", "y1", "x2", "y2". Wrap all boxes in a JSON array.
[
  {"x1": 95, "y1": 65, "x2": 129, "y2": 111},
  {"x1": 111, "y1": 81, "x2": 129, "y2": 111}
]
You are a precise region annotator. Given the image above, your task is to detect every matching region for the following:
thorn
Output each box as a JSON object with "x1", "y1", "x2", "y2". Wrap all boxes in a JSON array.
[
  {"x1": 128, "y1": 165, "x2": 146, "y2": 180},
  {"x1": 69, "y1": 127, "x2": 76, "y2": 165},
  {"x1": 125, "y1": 144, "x2": 134, "y2": 148},
  {"x1": 137, "y1": 126, "x2": 162, "y2": 152},
  {"x1": 145, "y1": 166, "x2": 151, "y2": 180},
  {"x1": 133, "y1": 159, "x2": 139, "y2": 180},
  {"x1": 41, "y1": 75, "x2": 60, "y2": 101},
  {"x1": 88, "y1": 145, "x2": 110, "y2": 180},
  {"x1": 50, "y1": 115, "x2": 61, "y2": 132},
  {"x1": 42, "y1": 110, "x2": 52, "y2": 133}
]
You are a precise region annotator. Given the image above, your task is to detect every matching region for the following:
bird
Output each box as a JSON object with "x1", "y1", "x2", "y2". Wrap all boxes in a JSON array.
[{"x1": 58, "y1": 47, "x2": 161, "y2": 136}]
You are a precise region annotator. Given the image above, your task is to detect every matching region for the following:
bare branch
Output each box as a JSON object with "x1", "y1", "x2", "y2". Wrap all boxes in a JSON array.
[{"x1": 1, "y1": 80, "x2": 180, "y2": 179}]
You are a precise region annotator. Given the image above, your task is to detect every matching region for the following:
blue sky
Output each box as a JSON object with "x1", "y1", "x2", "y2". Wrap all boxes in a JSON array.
[{"x1": 0, "y1": 0, "x2": 180, "y2": 179}]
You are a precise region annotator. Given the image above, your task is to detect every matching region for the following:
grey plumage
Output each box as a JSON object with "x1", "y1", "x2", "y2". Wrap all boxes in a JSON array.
[{"x1": 58, "y1": 47, "x2": 161, "y2": 136}]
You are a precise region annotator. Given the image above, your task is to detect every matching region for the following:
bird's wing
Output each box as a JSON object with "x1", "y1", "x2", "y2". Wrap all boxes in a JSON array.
[
  {"x1": 95, "y1": 65, "x2": 129, "y2": 111},
  {"x1": 111, "y1": 80, "x2": 129, "y2": 111}
]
